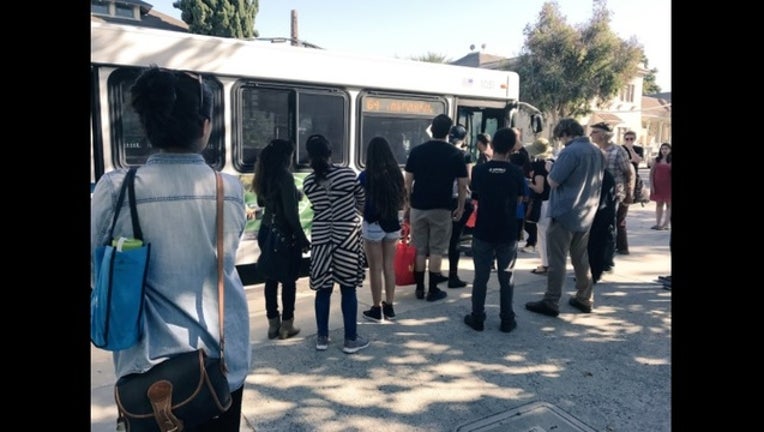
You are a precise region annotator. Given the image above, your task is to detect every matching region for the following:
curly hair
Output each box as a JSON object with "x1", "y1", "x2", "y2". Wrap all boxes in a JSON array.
[
  {"x1": 130, "y1": 65, "x2": 212, "y2": 151},
  {"x1": 252, "y1": 139, "x2": 295, "y2": 197},
  {"x1": 365, "y1": 137, "x2": 405, "y2": 220}
]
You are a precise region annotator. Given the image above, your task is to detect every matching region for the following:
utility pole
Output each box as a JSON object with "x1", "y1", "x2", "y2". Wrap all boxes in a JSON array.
[{"x1": 290, "y1": 9, "x2": 298, "y2": 46}]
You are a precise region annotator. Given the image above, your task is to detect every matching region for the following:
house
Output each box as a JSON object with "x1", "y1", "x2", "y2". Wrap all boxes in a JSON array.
[
  {"x1": 450, "y1": 51, "x2": 671, "y2": 156},
  {"x1": 90, "y1": 0, "x2": 188, "y2": 32}
]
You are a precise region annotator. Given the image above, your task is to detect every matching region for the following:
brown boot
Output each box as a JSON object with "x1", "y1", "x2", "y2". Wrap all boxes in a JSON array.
[
  {"x1": 267, "y1": 317, "x2": 281, "y2": 340},
  {"x1": 279, "y1": 318, "x2": 301, "y2": 339}
]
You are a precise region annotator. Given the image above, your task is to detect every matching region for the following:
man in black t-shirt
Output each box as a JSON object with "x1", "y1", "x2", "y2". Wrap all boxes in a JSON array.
[
  {"x1": 464, "y1": 127, "x2": 525, "y2": 333},
  {"x1": 404, "y1": 114, "x2": 468, "y2": 302}
]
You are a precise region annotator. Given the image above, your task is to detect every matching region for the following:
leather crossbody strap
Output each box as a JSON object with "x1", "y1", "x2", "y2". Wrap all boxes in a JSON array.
[{"x1": 215, "y1": 172, "x2": 227, "y2": 373}]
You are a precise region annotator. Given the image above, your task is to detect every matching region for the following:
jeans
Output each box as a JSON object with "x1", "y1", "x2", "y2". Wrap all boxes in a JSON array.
[
  {"x1": 315, "y1": 285, "x2": 358, "y2": 341},
  {"x1": 544, "y1": 219, "x2": 593, "y2": 307},
  {"x1": 471, "y1": 237, "x2": 517, "y2": 322},
  {"x1": 264, "y1": 279, "x2": 297, "y2": 321}
]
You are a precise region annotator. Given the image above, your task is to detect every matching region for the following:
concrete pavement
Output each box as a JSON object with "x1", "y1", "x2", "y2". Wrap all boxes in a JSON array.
[{"x1": 91, "y1": 182, "x2": 671, "y2": 431}]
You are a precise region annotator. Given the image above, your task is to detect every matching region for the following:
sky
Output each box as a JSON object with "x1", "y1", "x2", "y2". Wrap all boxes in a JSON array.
[{"x1": 148, "y1": 0, "x2": 671, "y2": 92}]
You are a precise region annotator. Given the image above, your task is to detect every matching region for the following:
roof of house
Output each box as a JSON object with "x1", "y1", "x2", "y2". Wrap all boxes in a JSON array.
[
  {"x1": 589, "y1": 112, "x2": 624, "y2": 125},
  {"x1": 641, "y1": 94, "x2": 671, "y2": 120},
  {"x1": 450, "y1": 52, "x2": 510, "y2": 68},
  {"x1": 91, "y1": 3, "x2": 188, "y2": 33}
]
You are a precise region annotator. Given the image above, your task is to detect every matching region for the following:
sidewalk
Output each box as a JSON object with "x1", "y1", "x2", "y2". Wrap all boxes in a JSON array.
[{"x1": 91, "y1": 197, "x2": 671, "y2": 431}]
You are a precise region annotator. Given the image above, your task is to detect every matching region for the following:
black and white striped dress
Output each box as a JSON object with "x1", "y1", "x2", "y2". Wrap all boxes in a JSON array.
[{"x1": 303, "y1": 165, "x2": 366, "y2": 290}]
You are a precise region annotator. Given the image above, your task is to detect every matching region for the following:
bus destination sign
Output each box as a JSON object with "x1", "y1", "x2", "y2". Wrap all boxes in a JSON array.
[{"x1": 362, "y1": 97, "x2": 442, "y2": 116}]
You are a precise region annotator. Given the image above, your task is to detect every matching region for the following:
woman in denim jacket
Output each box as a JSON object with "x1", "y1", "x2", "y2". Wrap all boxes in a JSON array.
[{"x1": 91, "y1": 66, "x2": 250, "y2": 431}]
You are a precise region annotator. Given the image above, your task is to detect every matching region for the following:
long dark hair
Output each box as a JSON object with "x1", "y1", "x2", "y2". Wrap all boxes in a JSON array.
[
  {"x1": 655, "y1": 143, "x2": 672, "y2": 164},
  {"x1": 130, "y1": 65, "x2": 212, "y2": 151},
  {"x1": 252, "y1": 139, "x2": 295, "y2": 197},
  {"x1": 365, "y1": 137, "x2": 405, "y2": 219},
  {"x1": 305, "y1": 134, "x2": 332, "y2": 181}
]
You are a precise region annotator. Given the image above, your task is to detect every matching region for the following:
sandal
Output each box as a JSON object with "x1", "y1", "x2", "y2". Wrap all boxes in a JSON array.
[{"x1": 531, "y1": 266, "x2": 548, "y2": 275}]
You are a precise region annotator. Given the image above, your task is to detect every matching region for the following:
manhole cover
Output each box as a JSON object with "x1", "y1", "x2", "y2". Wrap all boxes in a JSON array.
[{"x1": 455, "y1": 401, "x2": 597, "y2": 432}]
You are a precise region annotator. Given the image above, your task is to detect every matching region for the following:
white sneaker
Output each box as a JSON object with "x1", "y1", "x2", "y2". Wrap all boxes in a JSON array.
[
  {"x1": 316, "y1": 335, "x2": 330, "y2": 351},
  {"x1": 342, "y1": 335, "x2": 370, "y2": 354},
  {"x1": 521, "y1": 245, "x2": 536, "y2": 254}
]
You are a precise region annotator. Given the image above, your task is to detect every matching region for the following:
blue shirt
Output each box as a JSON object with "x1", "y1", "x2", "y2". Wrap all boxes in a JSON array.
[
  {"x1": 547, "y1": 137, "x2": 604, "y2": 232},
  {"x1": 91, "y1": 153, "x2": 251, "y2": 391}
]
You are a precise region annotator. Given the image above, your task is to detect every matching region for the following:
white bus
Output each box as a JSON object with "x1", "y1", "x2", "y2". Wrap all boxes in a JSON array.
[{"x1": 91, "y1": 21, "x2": 543, "y2": 284}]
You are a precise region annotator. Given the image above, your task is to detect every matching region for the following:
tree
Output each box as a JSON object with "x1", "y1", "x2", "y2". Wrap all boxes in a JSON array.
[
  {"x1": 174, "y1": 0, "x2": 259, "y2": 38},
  {"x1": 641, "y1": 55, "x2": 662, "y2": 95},
  {"x1": 410, "y1": 52, "x2": 450, "y2": 63},
  {"x1": 512, "y1": 1, "x2": 643, "y2": 127}
]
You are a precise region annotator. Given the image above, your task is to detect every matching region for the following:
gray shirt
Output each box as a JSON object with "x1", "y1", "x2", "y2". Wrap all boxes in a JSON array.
[{"x1": 547, "y1": 137, "x2": 604, "y2": 232}]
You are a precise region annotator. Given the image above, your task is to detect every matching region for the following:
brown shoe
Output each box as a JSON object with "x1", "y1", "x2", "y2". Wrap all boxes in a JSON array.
[
  {"x1": 525, "y1": 300, "x2": 559, "y2": 317},
  {"x1": 568, "y1": 297, "x2": 592, "y2": 313}
]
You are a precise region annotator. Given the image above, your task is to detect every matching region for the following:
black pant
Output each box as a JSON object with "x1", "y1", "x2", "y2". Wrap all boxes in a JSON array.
[
  {"x1": 616, "y1": 202, "x2": 629, "y2": 252},
  {"x1": 448, "y1": 201, "x2": 474, "y2": 273},
  {"x1": 524, "y1": 222, "x2": 537, "y2": 246},
  {"x1": 265, "y1": 279, "x2": 297, "y2": 320}
]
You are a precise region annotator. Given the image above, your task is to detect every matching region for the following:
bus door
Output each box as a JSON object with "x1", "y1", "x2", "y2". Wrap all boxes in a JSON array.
[{"x1": 455, "y1": 99, "x2": 511, "y2": 161}]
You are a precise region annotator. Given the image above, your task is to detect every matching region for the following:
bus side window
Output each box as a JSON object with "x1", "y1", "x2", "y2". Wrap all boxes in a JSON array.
[{"x1": 296, "y1": 92, "x2": 347, "y2": 168}]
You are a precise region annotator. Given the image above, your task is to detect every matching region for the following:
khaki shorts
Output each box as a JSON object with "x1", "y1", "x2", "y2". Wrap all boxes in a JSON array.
[{"x1": 410, "y1": 208, "x2": 453, "y2": 256}]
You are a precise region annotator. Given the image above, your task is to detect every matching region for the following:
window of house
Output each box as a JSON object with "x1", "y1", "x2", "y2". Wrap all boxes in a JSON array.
[
  {"x1": 91, "y1": 0, "x2": 110, "y2": 15},
  {"x1": 115, "y1": 3, "x2": 135, "y2": 19},
  {"x1": 619, "y1": 84, "x2": 635, "y2": 103}
]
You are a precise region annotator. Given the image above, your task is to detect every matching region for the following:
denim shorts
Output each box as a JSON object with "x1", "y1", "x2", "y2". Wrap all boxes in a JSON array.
[{"x1": 362, "y1": 220, "x2": 400, "y2": 242}]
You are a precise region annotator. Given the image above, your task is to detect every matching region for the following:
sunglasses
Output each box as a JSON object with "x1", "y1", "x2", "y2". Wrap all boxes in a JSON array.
[
  {"x1": 181, "y1": 71, "x2": 208, "y2": 119},
  {"x1": 624, "y1": 137, "x2": 635, "y2": 141}
]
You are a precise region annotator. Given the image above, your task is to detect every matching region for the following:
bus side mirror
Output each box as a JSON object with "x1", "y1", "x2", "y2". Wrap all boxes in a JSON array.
[{"x1": 530, "y1": 114, "x2": 544, "y2": 134}]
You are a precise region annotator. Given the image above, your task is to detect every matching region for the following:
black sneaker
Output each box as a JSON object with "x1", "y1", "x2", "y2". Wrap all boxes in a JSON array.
[
  {"x1": 464, "y1": 313, "x2": 484, "y2": 331},
  {"x1": 415, "y1": 288, "x2": 425, "y2": 300},
  {"x1": 362, "y1": 306, "x2": 383, "y2": 322},
  {"x1": 568, "y1": 297, "x2": 592, "y2": 313},
  {"x1": 525, "y1": 300, "x2": 559, "y2": 317},
  {"x1": 430, "y1": 273, "x2": 449, "y2": 285},
  {"x1": 382, "y1": 301, "x2": 395, "y2": 320},
  {"x1": 426, "y1": 287, "x2": 447, "y2": 302},
  {"x1": 448, "y1": 277, "x2": 467, "y2": 288},
  {"x1": 500, "y1": 319, "x2": 517, "y2": 333}
]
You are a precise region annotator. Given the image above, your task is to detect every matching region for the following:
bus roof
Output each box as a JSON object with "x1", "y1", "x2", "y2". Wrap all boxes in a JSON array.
[{"x1": 91, "y1": 21, "x2": 519, "y2": 100}]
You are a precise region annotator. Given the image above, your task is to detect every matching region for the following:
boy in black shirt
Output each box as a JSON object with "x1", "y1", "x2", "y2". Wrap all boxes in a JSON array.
[{"x1": 464, "y1": 127, "x2": 525, "y2": 332}]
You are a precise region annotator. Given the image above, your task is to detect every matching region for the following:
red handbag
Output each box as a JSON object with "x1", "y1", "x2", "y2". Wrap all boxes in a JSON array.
[
  {"x1": 394, "y1": 222, "x2": 417, "y2": 286},
  {"x1": 465, "y1": 200, "x2": 478, "y2": 228}
]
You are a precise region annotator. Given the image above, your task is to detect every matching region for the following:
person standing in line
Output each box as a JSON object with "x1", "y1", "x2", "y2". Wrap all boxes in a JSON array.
[
  {"x1": 510, "y1": 127, "x2": 532, "y2": 244},
  {"x1": 403, "y1": 114, "x2": 468, "y2": 302},
  {"x1": 589, "y1": 122, "x2": 634, "y2": 256},
  {"x1": 588, "y1": 169, "x2": 616, "y2": 283},
  {"x1": 622, "y1": 130, "x2": 644, "y2": 176},
  {"x1": 91, "y1": 66, "x2": 250, "y2": 430},
  {"x1": 251, "y1": 139, "x2": 311, "y2": 340},
  {"x1": 525, "y1": 138, "x2": 554, "y2": 275},
  {"x1": 444, "y1": 124, "x2": 475, "y2": 289},
  {"x1": 649, "y1": 143, "x2": 672, "y2": 230},
  {"x1": 464, "y1": 127, "x2": 525, "y2": 333},
  {"x1": 525, "y1": 118, "x2": 603, "y2": 317},
  {"x1": 358, "y1": 137, "x2": 406, "y2": 322},
  {"x1": 302, "y1": 134, "x2": 370, "y2": 354},
  {"x1": 475, "y1": 132, "x2": 492, "y2": 164}
]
